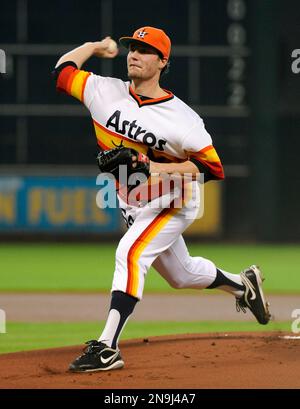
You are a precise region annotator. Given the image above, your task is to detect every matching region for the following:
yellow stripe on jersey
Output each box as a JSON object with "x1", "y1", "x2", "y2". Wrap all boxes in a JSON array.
[
  {"x1": 70, "y1": 70, "x2": 90, "y2": 102},
  {"x1": 189, "y1": 145, "x2": 224, "y2": 179},
  {"x1": 93, "y1": 119, "x2": 148, "y2": 154},
  {"x1": 56, "y1": 66, "x2": 90, "y2": 103}
]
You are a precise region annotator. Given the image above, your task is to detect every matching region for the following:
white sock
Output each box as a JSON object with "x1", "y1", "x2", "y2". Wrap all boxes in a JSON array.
[
  {"x1": 207, "y1": 268, "x2": 245, "y2": 298},
  {"x1": 98, "y1": 309, "x2": 121, "y2": 348},
  {"x1": 218, "y1": 269, "x2": 244, "y2": 297}
]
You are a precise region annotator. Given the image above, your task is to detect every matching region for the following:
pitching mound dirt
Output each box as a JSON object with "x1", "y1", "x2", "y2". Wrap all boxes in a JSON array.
[{"x1": 0, "y1": 332, "x2": 299, "y2": 389}]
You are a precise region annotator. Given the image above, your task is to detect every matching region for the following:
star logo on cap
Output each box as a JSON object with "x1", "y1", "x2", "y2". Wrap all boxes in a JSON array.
[{"x1": 137, "y1": 30, "x2": 148, "y2": 39}]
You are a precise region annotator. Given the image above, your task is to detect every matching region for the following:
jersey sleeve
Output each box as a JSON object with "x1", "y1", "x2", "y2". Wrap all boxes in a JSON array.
[
  {"x1": 182, "y1": 119, "x2": 225, "y2": 181},
  {"x1": 55, "y1": 63, "x2": 106, "y2": 109}
]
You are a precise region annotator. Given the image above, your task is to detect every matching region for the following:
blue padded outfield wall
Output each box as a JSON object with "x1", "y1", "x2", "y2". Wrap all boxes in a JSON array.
[{"x1": 0, "y1": 176, "x2": 120, "y2": 233}]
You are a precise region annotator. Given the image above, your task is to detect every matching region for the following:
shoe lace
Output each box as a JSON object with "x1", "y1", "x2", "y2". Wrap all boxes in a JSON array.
[
  {"x1": 236, "y1": 298, "x2": 247, "y2": 313},
  {"x1": 83, "y1": 340, "x2": 106, "y2": 354}
]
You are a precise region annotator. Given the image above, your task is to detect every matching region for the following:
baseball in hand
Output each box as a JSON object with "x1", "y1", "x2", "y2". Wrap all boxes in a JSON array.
[{"x1": 107, "y1": 39, "x2": 118, "y2": 53}]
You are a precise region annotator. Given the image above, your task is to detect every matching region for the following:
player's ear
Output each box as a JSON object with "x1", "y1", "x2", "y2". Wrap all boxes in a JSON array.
[{"x1": 158, "y1": 57, "x2": 168, "y2": 70}]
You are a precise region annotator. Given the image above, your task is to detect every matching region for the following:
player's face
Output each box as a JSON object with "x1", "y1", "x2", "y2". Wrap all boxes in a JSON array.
[{"x1": 127, "y1": 43, "x2": 165, "y2": 81}]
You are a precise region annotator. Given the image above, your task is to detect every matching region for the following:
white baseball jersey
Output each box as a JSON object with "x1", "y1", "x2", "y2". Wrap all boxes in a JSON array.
[
  {"x1": 56, "y1": 64, "x2": 224, "y2": 299},
  {"x1": 56, "y1": 65, "x2": 224, "y2": 178}
]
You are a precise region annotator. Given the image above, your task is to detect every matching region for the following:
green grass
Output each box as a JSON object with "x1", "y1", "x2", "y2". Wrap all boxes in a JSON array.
[
  {"x1": 0, "y1": 243, "x2": 299, "y2": 293},
  {"x1": 0, "y1": 320, "x2": 292, "y2": 354}
]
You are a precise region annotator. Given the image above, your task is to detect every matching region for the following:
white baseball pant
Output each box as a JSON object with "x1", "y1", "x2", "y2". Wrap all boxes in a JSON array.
[{"x1": 112, "y1": 184, "x2": 217, "y2": 300}]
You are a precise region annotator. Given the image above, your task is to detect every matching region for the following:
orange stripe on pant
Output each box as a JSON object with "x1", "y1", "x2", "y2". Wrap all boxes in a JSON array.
[{"x1": 126, "y1": 202, "x2": 180, "y2": 297}]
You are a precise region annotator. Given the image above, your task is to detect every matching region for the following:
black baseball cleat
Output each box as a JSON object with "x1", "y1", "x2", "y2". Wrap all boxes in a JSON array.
[
  {"x1": 69, "y1": 340, "x2": 124, "y2": 372},
  {"x1": 236, "y1": 265, "x2": 271, "y2": 325}
]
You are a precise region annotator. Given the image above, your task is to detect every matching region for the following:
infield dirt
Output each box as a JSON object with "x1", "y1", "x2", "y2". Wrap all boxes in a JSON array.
[{"x1": 0, "y1": 332, "x2": 299, "y2": 389}]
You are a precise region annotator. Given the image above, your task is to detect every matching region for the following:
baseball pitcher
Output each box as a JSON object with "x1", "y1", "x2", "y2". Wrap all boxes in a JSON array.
[{"x1": 53, "y1": 26, "x2": 271, "y2": 372}]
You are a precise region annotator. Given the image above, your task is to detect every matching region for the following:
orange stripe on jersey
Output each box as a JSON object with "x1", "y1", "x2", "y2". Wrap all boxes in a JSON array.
[
  {"x1": 192, "y1": 145, "x2": 221, "y2": 162},
  {"x1": 126, "y1": 203, "x2": 180, "y2": 297},
  {"x1": 56, "y1": 66, "x2": 90, "y2": 102},
  {"x1": 81, "y1": 72, "x2": 90, "y2": 103},
  {"x1": 200, "y1": 145, "x2": 215, "y2": 154},
  {"x1": 97, "y1": 139, "x2": 111, "y2": 151},
  {"x1": 189, "y1": 145, "x2": 224, "y2": 180},
  {"x1": 66, "y1": 69, "x2": 77, "y2": 95}
]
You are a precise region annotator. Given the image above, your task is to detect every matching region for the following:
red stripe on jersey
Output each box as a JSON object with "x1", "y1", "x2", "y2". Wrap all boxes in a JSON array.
[{"x1": 56, "y1": 65, "x2": 76, "y2": 94}]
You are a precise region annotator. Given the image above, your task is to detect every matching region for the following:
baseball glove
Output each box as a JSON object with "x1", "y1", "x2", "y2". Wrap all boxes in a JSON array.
[{"x1": 96, "y1": 145, "x2": 150, "y2": 189}]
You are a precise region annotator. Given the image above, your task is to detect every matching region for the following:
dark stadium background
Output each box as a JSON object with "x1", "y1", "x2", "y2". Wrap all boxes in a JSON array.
[{"x1": 1, "y1": 0, "x2": 300, "y2": 241}]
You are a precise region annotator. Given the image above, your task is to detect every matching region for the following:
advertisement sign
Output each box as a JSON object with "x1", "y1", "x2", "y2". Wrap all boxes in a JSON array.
[{"x1": 0, "y1": 176, "x2": 119, "y2": 233}]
